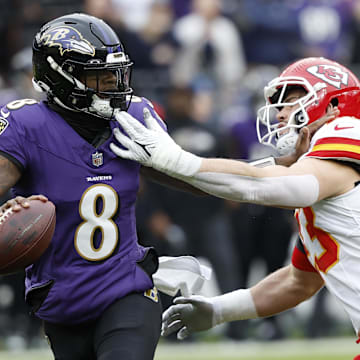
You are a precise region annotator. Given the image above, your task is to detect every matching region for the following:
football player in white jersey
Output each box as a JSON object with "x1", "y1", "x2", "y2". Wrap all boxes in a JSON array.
[{"x1": 110, "y1": 57, "x2": 360, "y2": 342}]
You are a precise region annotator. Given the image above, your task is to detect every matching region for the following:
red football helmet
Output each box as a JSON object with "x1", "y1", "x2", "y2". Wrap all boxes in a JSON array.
[{"x1": 256, "y1": 57, "x2": 360, "y2": 155}]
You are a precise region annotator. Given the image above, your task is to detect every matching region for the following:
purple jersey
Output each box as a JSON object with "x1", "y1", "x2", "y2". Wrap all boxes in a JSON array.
[{"x1": 0, "y1": 97, "x2": 163, "y2": 324}]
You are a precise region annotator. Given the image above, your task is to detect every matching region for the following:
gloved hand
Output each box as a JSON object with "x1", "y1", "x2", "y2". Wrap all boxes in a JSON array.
[
  {"x1": 161, "y1": 295, "x2": 217, "y2": 340},
  {"x1": 110, "y1": 109, "x2": 202, "y2": 178}
]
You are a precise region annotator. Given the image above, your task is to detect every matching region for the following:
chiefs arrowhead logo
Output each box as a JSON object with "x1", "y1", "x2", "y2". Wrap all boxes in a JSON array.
[{"x1": 307, "y1": 65, "x2": 349, "y2": 89}]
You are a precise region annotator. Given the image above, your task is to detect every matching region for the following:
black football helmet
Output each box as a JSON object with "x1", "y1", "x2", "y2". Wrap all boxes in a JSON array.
[{"x1": 32, "y1": 13, "x2": 133, "y2": 118}]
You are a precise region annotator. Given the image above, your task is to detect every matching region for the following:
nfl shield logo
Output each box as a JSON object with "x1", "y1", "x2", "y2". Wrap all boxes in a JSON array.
[
  {"x1": 0, "y1": 118, "x2": 9, "y2": 135},
  {"x1": 92, "y1": 151, "x2": 103, "y2": 167}
]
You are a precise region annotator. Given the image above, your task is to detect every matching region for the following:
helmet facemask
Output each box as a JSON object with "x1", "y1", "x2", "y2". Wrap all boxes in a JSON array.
[
  {"x1": 256, "y1": 76, "x2": 323, "y2": 155},
  {"x1": 43, "y1": 52, "x2": 133, "y2": 119}
]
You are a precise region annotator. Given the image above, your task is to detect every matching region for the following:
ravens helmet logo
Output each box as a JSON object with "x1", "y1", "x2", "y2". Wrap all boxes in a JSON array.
[{"x1": 39, "y1": 25, "x2": 95, "y2": 56}]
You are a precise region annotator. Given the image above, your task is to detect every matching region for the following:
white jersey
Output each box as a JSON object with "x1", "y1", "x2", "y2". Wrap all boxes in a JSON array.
[{"x1": 296, "y1": 116, "x2": 360, "y2": 334}]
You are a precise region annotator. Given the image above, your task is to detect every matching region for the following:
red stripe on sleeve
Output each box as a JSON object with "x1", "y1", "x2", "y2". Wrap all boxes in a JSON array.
[{"x1": 307, "y1": 150, "x2": 360, "y2": 160}]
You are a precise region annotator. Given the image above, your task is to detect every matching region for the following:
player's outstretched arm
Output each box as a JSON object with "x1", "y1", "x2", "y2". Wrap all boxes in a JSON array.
[
  {"x1": 110, "y1": 106, "x2": 338, "y2": 173},
  {"x1": 110, "y1": 107, "x2": 352, "y2": 208},
  {"x1": 110, "y1": 109, "x2": 316, "y2": 208},
  {"x1": 162, "y1": 265, "x2": 324, "y2": 340}
]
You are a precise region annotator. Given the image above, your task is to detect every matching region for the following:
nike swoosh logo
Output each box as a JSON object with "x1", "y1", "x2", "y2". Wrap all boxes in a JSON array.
[{"x1": 334, "y1": 124, "x2": 354, "y2": 131}]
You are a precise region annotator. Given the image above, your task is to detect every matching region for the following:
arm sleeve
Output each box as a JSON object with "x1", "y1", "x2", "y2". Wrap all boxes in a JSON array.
[{"x1": 188, "y1": 171, "x2": 319, "y2": 208}]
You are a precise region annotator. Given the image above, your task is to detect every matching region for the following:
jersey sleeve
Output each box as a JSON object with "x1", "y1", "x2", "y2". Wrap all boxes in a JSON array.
[
  {"x1": 0, "y1": 105, "x2": 28, "y2": 169},
  {"x1": 127, "y1": 96, "x2": 167, "y2": 132},
  {"x1": 304, "y1": 117, "x2": 360, "y2": 165},
  {"x1": 291, "y1": 237, "x2": 317, "y2": 272}
]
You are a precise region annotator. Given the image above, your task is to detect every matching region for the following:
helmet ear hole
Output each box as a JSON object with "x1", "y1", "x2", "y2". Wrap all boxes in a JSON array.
[{"x1": 295, "y1": 110, "x2": 307, "y2": 124}]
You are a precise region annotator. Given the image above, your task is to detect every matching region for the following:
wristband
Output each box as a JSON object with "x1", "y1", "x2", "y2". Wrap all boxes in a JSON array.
[
  {"x1": 152, "y1": 145, "x2": 203, "y2": 178},
  {"x1": 212, "y1": 289, "x2": 258, "y2": 325}
]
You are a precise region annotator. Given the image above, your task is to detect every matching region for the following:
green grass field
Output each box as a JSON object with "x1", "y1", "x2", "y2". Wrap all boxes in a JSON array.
[{"x1": 0, "y1": 338, "x2": 358, "y2": 360}]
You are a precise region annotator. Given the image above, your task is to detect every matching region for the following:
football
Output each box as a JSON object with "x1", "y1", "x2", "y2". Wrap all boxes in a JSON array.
[{"x1": 0, "y1": 199, "x2": 56, "y2": 274}]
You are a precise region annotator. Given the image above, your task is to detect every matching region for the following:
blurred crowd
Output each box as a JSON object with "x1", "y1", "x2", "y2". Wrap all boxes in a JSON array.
[{"x1": 0, "y1": 0, "x2": 359, "y2": 349}]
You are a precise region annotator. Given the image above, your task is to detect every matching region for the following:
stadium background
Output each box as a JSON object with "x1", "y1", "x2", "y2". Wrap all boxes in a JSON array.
[{"x1": 0, "y1": 0, "x2": 360, "y2": 358}]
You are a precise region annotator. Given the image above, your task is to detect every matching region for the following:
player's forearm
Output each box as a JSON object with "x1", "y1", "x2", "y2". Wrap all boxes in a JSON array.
[
  {"x1": 251, "y1": 265, "x2": 323, "y2": 317},
  {"x1": 211, "y1": 265, "x2": 319, "y2": 325}
]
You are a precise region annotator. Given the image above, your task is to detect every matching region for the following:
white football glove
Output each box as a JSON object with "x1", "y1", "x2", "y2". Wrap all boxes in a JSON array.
[
  {"x1": 161, "y1": 295, "x2": 217, "y2": 340},
  {"x1": 110, "y1": 109, "x2": 202, "y2": 178}
]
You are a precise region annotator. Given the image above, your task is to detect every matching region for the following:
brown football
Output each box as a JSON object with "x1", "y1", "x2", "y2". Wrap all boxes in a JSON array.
[{"x1": 0, "y1": 199, "x2": 56, "y2": 274}]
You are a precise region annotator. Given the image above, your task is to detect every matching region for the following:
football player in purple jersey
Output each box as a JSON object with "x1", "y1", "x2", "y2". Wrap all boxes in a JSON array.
[{"x1": 0, "y1": 12, "x2": 205, "y2": 360}]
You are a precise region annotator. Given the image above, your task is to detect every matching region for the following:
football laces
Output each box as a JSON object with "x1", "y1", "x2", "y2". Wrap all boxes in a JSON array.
[{"x1": 0, "y1": 208, "x2": 13, "y2": 225}]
